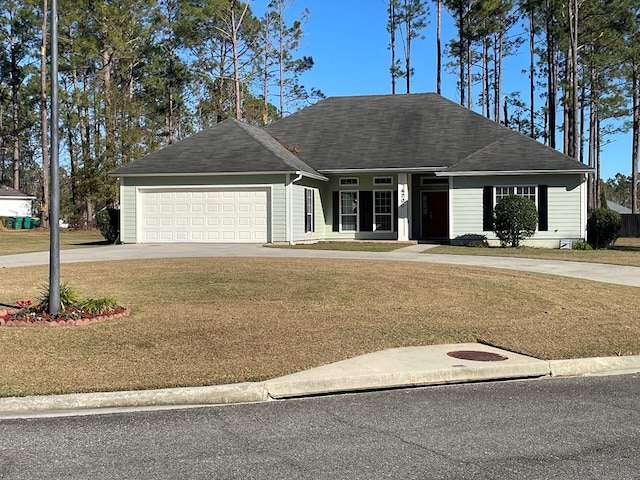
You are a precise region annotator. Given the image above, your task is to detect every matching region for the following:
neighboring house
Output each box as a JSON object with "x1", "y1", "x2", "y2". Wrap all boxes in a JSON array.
[
  {"x1": 110, "y1": 93, "x2": 591, "y2": 247},
  {"x1": 606, "y1": 200, "x2": 632, "y2": 214},
  {"x1": 0, "y1": 185, "x2": 35, "y2": 218}
]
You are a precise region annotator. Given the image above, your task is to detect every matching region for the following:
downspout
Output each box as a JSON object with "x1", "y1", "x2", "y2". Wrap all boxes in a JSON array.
[{"x1": 287, "y1": 171, "x2": 303, "y2": 245}]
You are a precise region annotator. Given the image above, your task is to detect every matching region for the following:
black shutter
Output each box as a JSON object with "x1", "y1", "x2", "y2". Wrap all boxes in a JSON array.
[
  {"x1": 393, "y1": 190, "x2": 398, "y2": 233},
  {"x1": 360, "y1": 191, "x2": 373, "y2": 232},
  {"x1": 483, "y1": 186, "x2": 494, "y2": 231},
  {"x1": 332, "y1": 191, "x2": 339, "y2": 232},
  {"x1": 538, "y1": 185, "x2": 548, "y2": 231}
]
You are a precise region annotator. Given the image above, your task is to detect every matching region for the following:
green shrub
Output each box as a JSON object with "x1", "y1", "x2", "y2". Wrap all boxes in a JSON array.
[
  {"x1": 587, "y1": 208, "x2": 622, "y2": 249},
  {"x1": 38, "y1": 282, "x2": 81, "y2": 312},
  {"x1": 468, "y1": 239, "x2": 489, "y2": 248},
  {"x1": 96, "y1": 209, "x2": 118, "y2": 243},
  {"x1": 493, "y1": 195, "x2": 538, "y2": 247},
  {"x1": 572, "y1": 241, "x2": 592, "y2": 250},
  {"x1": 78, "y1": 297, "x2": 119, "y2": 314}
]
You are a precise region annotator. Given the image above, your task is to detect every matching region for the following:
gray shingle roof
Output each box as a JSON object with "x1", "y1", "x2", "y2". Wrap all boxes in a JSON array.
[
  {"x1": 0, "y1": 185, "x2": 34, "y2": 198},
  {"x1": 111, "y1": 118, "x2": 325, "y2": 179},
  {"x1": 112, "y1": 93, "x2": 590, "y2": 177},
  {"x1": 606, "y1": 201, "x2": 632, "y2": 214},
  {"x1": 443, "y1": 131, "x2": 590, "y2": 174},
  {"x1": 266, "y1": 93, "x2": 589, "y2": 173}
]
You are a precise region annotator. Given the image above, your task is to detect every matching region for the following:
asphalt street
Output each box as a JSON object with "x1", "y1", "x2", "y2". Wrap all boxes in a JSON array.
[{"x1": 1, "y1": 374, "x2": 638, "y2": 479}]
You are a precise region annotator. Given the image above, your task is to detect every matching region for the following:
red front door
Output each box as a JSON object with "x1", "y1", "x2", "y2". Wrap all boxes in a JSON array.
[{"x1": 422, "y1": 191, "x2": 449, "y2": 238}]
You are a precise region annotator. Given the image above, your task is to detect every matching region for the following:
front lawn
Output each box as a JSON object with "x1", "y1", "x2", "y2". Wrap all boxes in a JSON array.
[
  {"x1": 267, "y1": 241, "x2": 413, "y2": 252},
  {"x1": 426, "y1": 237, "x2": 640, "y2": 267},
  {"x1": 0, "y1": 228, "x2": 107, "y2": 256},
  {"x1": 1, "y1": 257, "x2": 638, "y2": 397}
]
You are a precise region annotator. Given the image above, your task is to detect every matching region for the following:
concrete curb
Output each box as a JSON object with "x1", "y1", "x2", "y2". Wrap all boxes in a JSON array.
[
  {"x1": 1, "y1": 355, "x2": 639, "y2": 417},
  {"x1": 0, "y1": 382, "x2": 268, "y2": 415},
  {"x1": 549, "y1": 355, "x2": 640, "y2": 377}
]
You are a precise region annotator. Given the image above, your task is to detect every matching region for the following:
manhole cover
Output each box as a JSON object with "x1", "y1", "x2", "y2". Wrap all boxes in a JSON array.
[{"x1": 447, "y1": 350, "x2": 508, "y2": 362}]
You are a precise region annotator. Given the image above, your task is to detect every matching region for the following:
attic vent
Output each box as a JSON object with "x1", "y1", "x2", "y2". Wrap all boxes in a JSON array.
[{"x1": 274, "y1": 137, "x2": 301, "y2": 155}]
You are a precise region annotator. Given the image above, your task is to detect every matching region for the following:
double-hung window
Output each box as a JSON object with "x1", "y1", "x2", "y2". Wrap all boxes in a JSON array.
[
  {"x1": 495, "y1": 186, "x2": 536, "y2": 205},
  {"x1": 304, "y1": 188, "x2": 314, "y2": 233},
  {"x1": 340, "y1": 191, "x2": 358, "y2": 232},
  {"x1": 374, "y1": 190, "x2": 392, "y2": 231}
]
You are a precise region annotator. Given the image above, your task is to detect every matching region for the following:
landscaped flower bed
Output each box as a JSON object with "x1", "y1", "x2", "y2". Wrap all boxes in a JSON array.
[
  {"x1": 0, "y1": 306, "x2": 130, "y2": 327},
  {"x1": 0, "y1": 282, "x2": 129, "y2": 327}
]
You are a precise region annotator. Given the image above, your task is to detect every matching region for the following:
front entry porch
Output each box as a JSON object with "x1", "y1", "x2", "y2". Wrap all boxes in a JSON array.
[{"x1": 409, "y1": 175, "x2": 450, "y2": 241}]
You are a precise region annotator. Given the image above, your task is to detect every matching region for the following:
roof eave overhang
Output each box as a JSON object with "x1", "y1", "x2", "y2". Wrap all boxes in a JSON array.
[
  {"x1": 435, "y1": 169, "x2": 593, "y2": 177},
  {"x1": 110, "y1": 170, "x2": 328, "y2": 181},
  {"x1": 319, "y1": 167, "x2": 445, "y2": 174}
]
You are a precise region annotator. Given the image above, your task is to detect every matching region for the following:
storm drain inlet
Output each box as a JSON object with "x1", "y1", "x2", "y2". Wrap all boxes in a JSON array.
[{"x1": 446, "y1": 350, "x2": 508, "y2": 362}]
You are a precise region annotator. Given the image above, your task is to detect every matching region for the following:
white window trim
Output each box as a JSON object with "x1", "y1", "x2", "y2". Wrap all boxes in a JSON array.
[
  {"x1": 339, "y1": 190, "x2": 359, "y2": 232},
  {"x1": 373, "y1": 176, "x2": 393, "y2": 186},
  {"x1": 304, "y1": 188, "x2": 314, "y2": 233},
  {"x1": 339, "y1": 177, "x2": 359, "y2": 186},
  {"x1": 494, "y1": 185, "x2": 538, "y2": 209},
  {"x1": 373, "y1": 189, "x2": 393, "y2": 232}
]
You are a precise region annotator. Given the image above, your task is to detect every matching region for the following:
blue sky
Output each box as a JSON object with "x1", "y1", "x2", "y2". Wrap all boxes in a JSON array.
[{"x1": 251, "y1": 0, "x2": 633, "y2": 180}]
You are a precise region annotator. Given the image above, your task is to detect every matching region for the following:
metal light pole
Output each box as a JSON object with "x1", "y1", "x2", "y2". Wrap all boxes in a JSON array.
[{"x1": 48, "y1": 0, "x2": 60, "y2": 314}]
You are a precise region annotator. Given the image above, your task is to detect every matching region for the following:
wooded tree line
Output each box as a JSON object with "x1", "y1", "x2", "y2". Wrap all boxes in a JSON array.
[
  {"x1": 0, "y1": 0, "x2": 321, "y2": 226},
  {"x1": 388, "y1": 0, "x2": 640, "y2": 213}
]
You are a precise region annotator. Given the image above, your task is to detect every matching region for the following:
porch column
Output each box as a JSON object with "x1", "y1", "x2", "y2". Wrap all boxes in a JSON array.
[{"x1": 397, "y1": 173, "x2": 409, "y2": 241}]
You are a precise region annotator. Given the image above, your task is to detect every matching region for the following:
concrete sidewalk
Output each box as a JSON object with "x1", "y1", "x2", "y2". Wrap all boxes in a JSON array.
[
  {"x1": 1, "y1": 343, "x2": 639, "y2": 419},
  {"x1": 1, "y1": 243, "x2": 639, "y2": 287}
]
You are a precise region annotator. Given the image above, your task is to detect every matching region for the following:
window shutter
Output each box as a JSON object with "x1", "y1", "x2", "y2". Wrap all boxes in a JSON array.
[
  {"x1": 393, "y1": 190, "x2": 398, "y2": 233},
  {"x1": 538, "y1": 185, "x2": 548, "y2": 231},
  {"x1": 360, "y1": 191, "x2": 373, "y2": 232},
  {"x1": 332, "y1": 191, "x2": 339, "y2": 232},
  {"x1": 483, "y1": 186, "x2": 494, "y2": 231}
]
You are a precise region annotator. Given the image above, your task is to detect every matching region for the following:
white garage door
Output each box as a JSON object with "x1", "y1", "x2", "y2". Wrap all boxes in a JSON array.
[{"x1": 139, "y1": 188, "x2": 269, "y2": 243}]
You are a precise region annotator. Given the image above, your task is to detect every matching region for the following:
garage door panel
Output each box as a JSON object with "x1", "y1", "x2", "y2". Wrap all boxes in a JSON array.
[{"x1": 140, "y1": 188, "x2": 268, "y2": 243}]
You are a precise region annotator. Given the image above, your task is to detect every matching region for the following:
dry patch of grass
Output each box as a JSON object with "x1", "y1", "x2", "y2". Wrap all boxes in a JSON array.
[
  {"x1": 427, "y1": 237, "x2": 640, "y2": 267},
  {"x1": 0, "y1": 257, "x2": 638, "y2": 397},
  {"x1": 0, "y1": 229, "x2": 107, "y2": 256},
  {"x1": 268, "y1": 241, "x2": 412, "y2": 252}
]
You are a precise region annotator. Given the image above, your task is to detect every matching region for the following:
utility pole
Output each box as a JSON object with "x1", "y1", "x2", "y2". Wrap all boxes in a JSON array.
[{"x1": 48, "y1": 0, "x2": 60, "y2": 314}]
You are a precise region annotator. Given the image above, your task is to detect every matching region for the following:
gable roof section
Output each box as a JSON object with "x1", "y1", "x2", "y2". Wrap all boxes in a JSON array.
[
  {"x1": 0, "y1": 186, "x2": 35, "y2": 199},
  {"x1": 266, "y1": 93, "x2": 589, "y2": 174},
  {"x1": 111, "y1": 118, "x2": 326, "y2": 180},
  {"x1": 438, "y1": 131, "x2": 591, "y2": 175}
]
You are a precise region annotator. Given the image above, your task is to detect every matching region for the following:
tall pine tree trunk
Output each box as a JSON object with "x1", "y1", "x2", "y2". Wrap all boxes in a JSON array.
[
  {"x1": 529, "y1": 8, "x2": 535, "y2": 138},
  {"x1": 390, "y1": 0, "x2": 397, "y2": 94},
  {"x1": 436, "y1": 0, "x2": 441, "y2": 95},
  {"x1": 632, "y1": 60, "x2": 639, "y2": 213},
  {"x1": 40, "y1": 0, "x2": 49, "y2": 227}
]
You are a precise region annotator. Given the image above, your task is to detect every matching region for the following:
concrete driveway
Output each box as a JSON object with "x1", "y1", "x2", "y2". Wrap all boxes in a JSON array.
[{"x1": 1, "y1": 243, "x2": 639, "y2": 287}]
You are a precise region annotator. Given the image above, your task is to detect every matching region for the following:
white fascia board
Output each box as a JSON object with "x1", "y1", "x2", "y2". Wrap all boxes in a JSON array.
[
  {"x1": 319, "y1": 167, "x2": 444, "y2": 174},
  {"x1": 0, "y1": 195, "x2": 36, "y2": 200},
  {"x1": 111, "y1": 170, "x2": 328, "y2": 181},
  {"x1": 435, "y1": 169, "x2": 593, "y2": 177}
]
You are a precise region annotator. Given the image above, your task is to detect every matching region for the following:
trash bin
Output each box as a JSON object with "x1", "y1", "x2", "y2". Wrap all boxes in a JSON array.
[
  {"x1": 23, "y1": 217, "x2": 31, "y2": 229},
  {"x1": 13, "y1": 217, "x2": 23, "y2": 229},
  {"x1": 31, "y1": 218, "x2": 40, "y2": 229},
  {"x1": 6, "y1": 218, "x2": 13, "y2": 229}
]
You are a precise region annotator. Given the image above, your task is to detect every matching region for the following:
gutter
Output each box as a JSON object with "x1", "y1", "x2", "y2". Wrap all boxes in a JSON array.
[{"x1": 287, "y1": 171, "x2": 304, "y2": 245}]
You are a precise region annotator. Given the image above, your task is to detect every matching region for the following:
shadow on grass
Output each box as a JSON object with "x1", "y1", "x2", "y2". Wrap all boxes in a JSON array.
[
  {"x1": 70, "y1": 240, "x2": 112, "y2": 246},
  {"x1": 614, "y1": 245, "x2": 640, "y2": 252}
]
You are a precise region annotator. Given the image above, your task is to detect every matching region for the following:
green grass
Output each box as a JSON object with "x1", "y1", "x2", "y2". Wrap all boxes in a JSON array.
[
  {"x1": 0, "y1": 257, "x2": 638, "y2": 397},
  {"x1": 426, "y1": 237, "x2": 640, "y2": 267},
  {"x1": 267, "y1": 241, "x2": 413, "y2": 252},
  {"x1": 0, "y1": 229, "x2": 107, "y2": 255}
]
